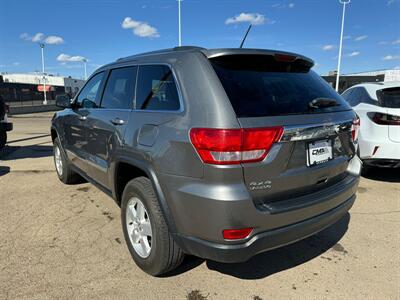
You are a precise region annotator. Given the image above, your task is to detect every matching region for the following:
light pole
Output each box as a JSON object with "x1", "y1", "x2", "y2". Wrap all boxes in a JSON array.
[
  {"x1": 335, "y1": 0, "x2": 350, "y2": 92},
  {"x1": 82, "y1": 58, "x2": 87, "y2": 80},
  {"x1": 39, "y1": 43, "x2": 47, "y2": 105},
  {"x1": 178, "y1": 0, "x2": 182, "y2": 46}
]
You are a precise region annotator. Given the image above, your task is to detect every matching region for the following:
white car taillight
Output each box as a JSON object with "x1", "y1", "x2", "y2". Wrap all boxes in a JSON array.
[{"x1": 351, "y1": 117, "x2": 360, "y2": 142}]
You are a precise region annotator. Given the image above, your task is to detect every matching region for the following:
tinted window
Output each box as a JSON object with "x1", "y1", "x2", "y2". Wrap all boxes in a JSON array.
[
  {"x1": 348, "y1": 88, "x2": 362, "y2": 106},
  {"x1": 341, "y1": 89, "x2": 353, "y2": 102},
  {"x1": 76, "y1": 72, "x2": 104, "y2": 108},
  {"x1": 136, "y1": 65, "x2": 180, "y2": 111},
  {"x1": 377, "y1": 87, "x2": 400, "y2": 108},
  {"x1": 210, "y1": 55, "x2": 350, "y2": 117},
  {"x1": 101, "y1": 67, "x2": 137, "y2": 109}
]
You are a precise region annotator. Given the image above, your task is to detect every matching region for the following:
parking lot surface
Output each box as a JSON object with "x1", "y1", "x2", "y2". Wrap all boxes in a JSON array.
[{"x1": 0, "y1": 112, "x2": 399, "y2": 300}]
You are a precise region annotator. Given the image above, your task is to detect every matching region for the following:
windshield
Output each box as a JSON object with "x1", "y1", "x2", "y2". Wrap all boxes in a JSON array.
[{"x1": 210, "y1": 55, "x2": 351, "y2": 118}]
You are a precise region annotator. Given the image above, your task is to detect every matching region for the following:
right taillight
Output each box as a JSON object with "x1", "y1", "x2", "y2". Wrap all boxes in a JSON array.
[
  {"x1": 351, "y1": 117, "x2": 360, "y2": 142},
  {"x1": 367, "y1": 112, "x2": 400, "y2": 126},
  {"x1": 189, "y1": 127, "x2": 283, "y2": 165}
]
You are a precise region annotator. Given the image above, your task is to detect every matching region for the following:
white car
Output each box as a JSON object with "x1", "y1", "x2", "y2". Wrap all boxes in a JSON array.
[{"x1": 341, "y1": 81, "x2": 400, "y2": 168}]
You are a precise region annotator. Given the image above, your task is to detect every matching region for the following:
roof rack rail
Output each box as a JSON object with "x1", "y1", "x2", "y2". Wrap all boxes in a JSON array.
[{"x1": 116, "y1": 46, "x2": 206, "y2": 62}]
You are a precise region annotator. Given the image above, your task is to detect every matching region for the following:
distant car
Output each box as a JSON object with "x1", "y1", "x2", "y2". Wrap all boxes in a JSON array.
[
  {"x1": 0, "y1": 99, "x2": 13, "y2": 149},
  {"x1": 342, "y1": 82, "x2": 400, "y2": 168}
]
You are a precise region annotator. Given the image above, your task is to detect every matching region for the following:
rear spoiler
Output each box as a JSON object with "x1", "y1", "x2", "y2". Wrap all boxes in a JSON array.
[{"x1": 201, "y1": 48, "x2": 314, "y2": 68}]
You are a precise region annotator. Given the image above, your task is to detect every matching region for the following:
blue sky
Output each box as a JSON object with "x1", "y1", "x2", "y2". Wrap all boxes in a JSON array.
[{"x1": 0, "y1": 0, "x2": 399, "y2": 79}]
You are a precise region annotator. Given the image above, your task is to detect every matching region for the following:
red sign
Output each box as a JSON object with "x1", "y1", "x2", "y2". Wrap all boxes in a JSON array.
[{"x1": 37, "y1": 85, "x2": 52, "y2": 92}]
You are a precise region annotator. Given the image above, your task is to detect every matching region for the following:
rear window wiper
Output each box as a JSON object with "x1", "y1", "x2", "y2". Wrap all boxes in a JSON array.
[{"x1": 308, "y1": 98, "x2": 339, "y2": 109}]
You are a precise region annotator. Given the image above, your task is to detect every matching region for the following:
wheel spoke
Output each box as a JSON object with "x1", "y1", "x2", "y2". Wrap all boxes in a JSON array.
[
  {"x1": 131, "y1": 230, "x2": 140, "y2": 243},
  {"x1": 141, "y1": 220, "x2": 152, "y2": 236},
  {"x1": 136, "y1": 202, "x2": 145, "y2": 221},
  {"x1": 127, "y1": 206, "x2": 137, "y2": 222},
  {"x1": 139, "y1": 236, "x2": 149, "y2": 255}
]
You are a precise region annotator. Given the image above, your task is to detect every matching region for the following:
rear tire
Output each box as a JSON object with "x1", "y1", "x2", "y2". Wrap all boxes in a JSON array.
[
  {"x1": 53, "y1": 137, "x2": 82, "y2": 184},
  {"x1": 0, "y1": 130, "x2": 6, "y2": 149},
  {"x1": 121, "y1": 177, "x2": 184, "y2": 276}
]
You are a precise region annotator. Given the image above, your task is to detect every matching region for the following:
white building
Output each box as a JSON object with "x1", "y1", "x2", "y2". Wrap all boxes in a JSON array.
[{"x1": 345, "y1": 69, "x2": 400, "y2": 82}]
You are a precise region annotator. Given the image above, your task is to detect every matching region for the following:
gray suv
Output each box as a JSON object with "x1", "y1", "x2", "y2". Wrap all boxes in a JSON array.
[{"x1": 51, "y1": 47, "x2": 361, "y2": 276}]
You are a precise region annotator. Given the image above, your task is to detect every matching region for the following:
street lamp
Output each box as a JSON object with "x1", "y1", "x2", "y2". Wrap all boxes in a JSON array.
[
  {"x1": 82, "y1": 58, "x2": 87, "y2": 80},
  {"x1": 39, "y1": 43, "x2": 47, "y2": 105},
  {"x1": 178, "y1": 0, "x2": 182, "y2": 46},
  {"x1": 335, "y1": 0, "x2": 350, "y2": 92}
]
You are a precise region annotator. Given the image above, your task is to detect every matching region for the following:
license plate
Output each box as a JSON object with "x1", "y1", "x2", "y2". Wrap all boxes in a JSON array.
[{"x1": 307, "y1": 139, "x2": 333, "y2": 166}]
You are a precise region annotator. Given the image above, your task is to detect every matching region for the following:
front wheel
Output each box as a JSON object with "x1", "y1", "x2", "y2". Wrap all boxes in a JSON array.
[
  {"x1": 53, "y1": 137, "x2": 82, "y2": 184},
  {"x1": 121, "y1": 177, "x2": 184, "y2": 276},
  {"x1": 0, "y1": 130, "x2": 6, "y2": 149}
]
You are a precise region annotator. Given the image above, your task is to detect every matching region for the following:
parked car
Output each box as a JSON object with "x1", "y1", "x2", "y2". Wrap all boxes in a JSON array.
[
  {"x1": 51, "y1": 47, "x2": 361, "y2": 275},
  {"x1": 342, "y1": 82, "x2": 400, "y2": 168},
  {"x1": 0, "y1": 95, "x2": 13, "y2": 149}
]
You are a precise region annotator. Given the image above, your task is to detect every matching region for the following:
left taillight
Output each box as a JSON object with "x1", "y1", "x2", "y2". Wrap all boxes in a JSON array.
[
  {"x1": 189, "y1": 127, "x2": 283, "y2": 165},
  {"x1": 351, "y1": 117, "x2": 360, "y2": 142}
]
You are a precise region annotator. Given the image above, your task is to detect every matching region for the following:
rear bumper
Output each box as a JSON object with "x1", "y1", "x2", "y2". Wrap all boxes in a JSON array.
[
  {"x1": 359, "y1": 137, "x2": 400, "y2": 161},
  {"x1": 0, "y1": 121, "x2": 13, "y2": 132},
  {"x1": 173, "y1": 195, "x2": 355, "y2": 263}
]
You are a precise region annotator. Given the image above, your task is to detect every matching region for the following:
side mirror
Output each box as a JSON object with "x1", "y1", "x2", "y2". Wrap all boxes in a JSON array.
[{"x1": 55, "y1": 94, "x2": 72, "y2": 108}]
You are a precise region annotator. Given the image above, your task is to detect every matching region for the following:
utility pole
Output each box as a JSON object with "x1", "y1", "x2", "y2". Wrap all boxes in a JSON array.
[
  {"x1": 39, "y1": 43, "x2": 47, "y2": 105},
  {"x1": 178, "y1": 0, "x2": 182, "y2": 46},
  {"x1": 336, "y1": 0, "x2": 350, "y2": 92},
  {"x1": 83, "y1": 58, "x2": 87, "y2": 80}
]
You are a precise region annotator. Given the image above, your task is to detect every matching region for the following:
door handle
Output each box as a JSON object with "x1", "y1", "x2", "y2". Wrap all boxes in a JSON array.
[
  {"x1": 78, "y1": 115, "x2": 87, "y2": 121},
  {"x1": 111, "y1": 118, "x2": 125, "y2": 125}
]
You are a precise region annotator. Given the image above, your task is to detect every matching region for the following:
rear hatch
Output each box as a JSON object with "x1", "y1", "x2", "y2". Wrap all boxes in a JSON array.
[
  {"x1": 376, "y1": 86, "x2": 400, "y2": 142},
  {"x1": 209, "y1": 53, "x2": 357, "y2": 210}
]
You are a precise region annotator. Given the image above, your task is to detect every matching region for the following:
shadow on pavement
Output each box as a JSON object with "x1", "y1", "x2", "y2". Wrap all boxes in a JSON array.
[
  {"x1": 0, "y1": 166, "x2": 10, "y2": 177},
  {"x1": 168, "y1": 213, "x2": 350, "y2": 279},
  {"x1": 0, "y1": 145, "x2": 53, "y2": 161},
  {"x1": 362, "y1": 167, "x2": 400, "y2": 183}
]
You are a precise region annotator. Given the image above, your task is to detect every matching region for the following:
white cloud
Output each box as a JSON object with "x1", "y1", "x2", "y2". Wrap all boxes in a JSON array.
[
  {"x1": 392, "y1": 39, "x2": 400, "y2": 45},
  {"x1": 57, "y1": 53, "x2": 86, "y2": 62},
  {"x1": 32, "y1": 32, "x2": 44, "y2": 42},
  {"x1": 354, "y1": 35, "x2": 367, "y2": 42},
  {"x1": 12, "y1": 62, "x2": 20, "y2": 66},
  {"x1": 225, "y1": 13, "x2": 273, "y2": 26},
  {"x1": 394, "y1": 66, "x2": 400, "y2": 70},
  {"x1": 20, "y1": 32, "x2": 64, "y2": 44},
  {"x1": 322, "y1": 44, "x2": 335, "y2": 51},
  {"x1": 44, "y1": 35, "x2": 64, "y2": 45},
  {"x1": 348, "y1": 51, "x2": 360, "y2": 57},
  {"x1": 121, "y1": 17, "x2": 160, "y2": 38},
  {"x1": 379, "y1": 41, "x2": 388, "y2": 45},
  {"x1": 383, "y1": 55, "x2": 400, "y2": 61},
  {"x1": 387, "y1": 0, "x2": 396, "y2": 5},
  {"x1": 343, "y1": 35, "x2": 351, "y2": 40},
  {"x1": 288, "y1": 3, "x2": 295, "y2": 8}
]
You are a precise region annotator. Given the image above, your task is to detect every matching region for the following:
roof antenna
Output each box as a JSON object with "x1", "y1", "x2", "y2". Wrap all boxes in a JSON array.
[{"x1": 239, "y1": 24, "x2": 252, "y2": 48}]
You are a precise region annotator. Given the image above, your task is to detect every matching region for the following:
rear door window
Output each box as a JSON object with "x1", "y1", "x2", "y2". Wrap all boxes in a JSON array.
[
  {"x1": 377, "y1": 87, "x2": 400, "y2": 108},
  {"x1": 210, "y1": 55, "x2": 350, "y2": 117},
  {"x1": 136, "y1": 65, "x2": 180, "y2": 111},
  {"x1": 101, "y1": 66, "x2": 137, "y2": 109}
]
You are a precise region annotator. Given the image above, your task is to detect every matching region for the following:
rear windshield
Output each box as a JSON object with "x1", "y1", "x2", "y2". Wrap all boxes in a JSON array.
[
  {"x1": 377, "y1": 87, "x2": 400, "y2": 108},
  {"x1": 210, "y1": 55, "x2": 350, "y2": 117}
]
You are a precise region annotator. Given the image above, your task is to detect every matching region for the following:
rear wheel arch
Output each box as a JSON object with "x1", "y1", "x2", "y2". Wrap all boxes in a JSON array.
[{"x1": 113, "y1": 158, "x2": 178, "y2": 234}]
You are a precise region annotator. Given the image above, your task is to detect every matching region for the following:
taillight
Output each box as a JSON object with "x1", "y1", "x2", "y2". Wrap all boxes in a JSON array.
[
  {"x1": 367, "y1": 112, "x2": 400, "y2": 126},
  {"x1": 223, "y1": 228, "x2": 253, "y2": 240},
  {"x1": 351, "y1": 117, "x2": 360, "y2": 142},
  {"x1": 189, "y1": 127, "x2": 283, "y2": 165}
]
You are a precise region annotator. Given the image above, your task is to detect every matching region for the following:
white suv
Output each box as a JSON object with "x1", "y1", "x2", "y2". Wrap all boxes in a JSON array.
[{"x1": 342, "y1": 82, "x2": 400, "y2": 168}]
